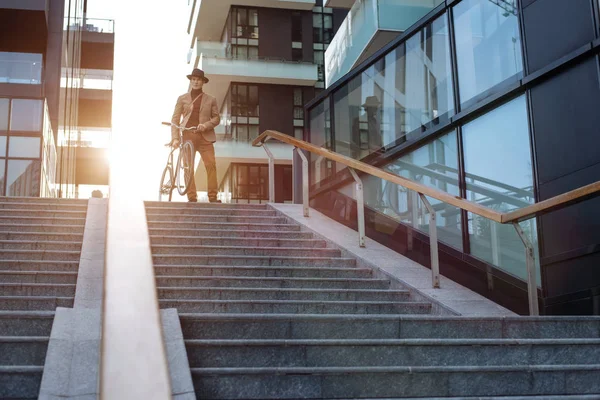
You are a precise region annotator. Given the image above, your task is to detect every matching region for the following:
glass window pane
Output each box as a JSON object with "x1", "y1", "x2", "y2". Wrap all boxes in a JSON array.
[
  {"x1": 7, "y1": 159, "x2": 40, "y2": 196},
  {"x1": 10, "y1": 99, "x2": 43, "y2": 131},
  {"x1": 9, "y1": 136, "x2": 41, "y2": 158},
  {"x1": 309, "y1": 100, "x2": 333, "y2": 187},
  {"x1": 372, "y1": 131, "x2": 462, "y2": 249},
  {"x1": 0, "y1": 136, "x2": 6, "y2": 157},
  {"x1": 293, "y1": 88, "x2": 303, "y2": 106},
  {"x1": 249, "y1": 125, "x2": 259, "y2": 140},
  {"x1": 383, "y1": 14, "x2": 454, "y2": 145},
  {"x1": 248, "y1": 46, "x2": 258, "y2": 59},
  {"x1": 462, "y1": 95, "x2": 539, "y2": 284},
  {"x1": 0, "y1": 99, "x2": 8, "y2": 130},
  {"x1": 249, "y1": 9, "x2": 258, "y2": 26},
  {"x1": 453, "y1": 0, "x2": 523, "y2": 105},
  {"x1": 0, "y1": 159, "x2": 4, "y2": 195}
]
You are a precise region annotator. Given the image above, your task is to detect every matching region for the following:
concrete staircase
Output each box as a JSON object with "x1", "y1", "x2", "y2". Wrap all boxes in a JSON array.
[
  {"x1": 0, "y1": 197, "x2": 87, "y2": 399},
  {"x1": 145, "y1": 201, "x2": 600, "y2": 399}
]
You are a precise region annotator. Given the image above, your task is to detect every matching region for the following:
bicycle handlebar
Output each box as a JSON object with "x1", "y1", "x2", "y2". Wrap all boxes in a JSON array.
[{"x1": 162, "y1": 121, "x2": 197, "y2": 131}]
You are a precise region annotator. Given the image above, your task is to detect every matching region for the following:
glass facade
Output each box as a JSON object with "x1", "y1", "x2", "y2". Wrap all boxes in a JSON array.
[
  {"x1": 453, "y1": 0, "x2": 522, "y2": 106},
  {"x1": 221, "y1": 83, "x2": 260, "y2": 142},
  {"x1": 223, "y1": 7, "x2": 259, "y2": 59},
  {"x1": 307, "y1": 0, "x2": 540, "y2": 287}
]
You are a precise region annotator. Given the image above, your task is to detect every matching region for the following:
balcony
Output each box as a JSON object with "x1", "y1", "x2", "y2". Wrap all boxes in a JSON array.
[
  {"x1": 195, "y1": 41, "x2": 318, "y2": 108},
  {"x1": 189, "y1": 0, "x2": 316, "y2": 42},
  {"x1": 325, "y1": 0, "x2": 443, "y2": 87},
  {"x1": 324, "y1": 0, "x2": 354, "y2": 8},
  {"x1": 0, "y1": 0, "x2": 49, "y2": 54}
]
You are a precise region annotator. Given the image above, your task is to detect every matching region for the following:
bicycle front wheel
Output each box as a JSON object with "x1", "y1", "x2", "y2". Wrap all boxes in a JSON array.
[
  {"x1": 158, "y1": 165, "x2": 174, "y2": 202},
  {"x1": 176, "y1": 141, "x2": 195, "y2": 196}
]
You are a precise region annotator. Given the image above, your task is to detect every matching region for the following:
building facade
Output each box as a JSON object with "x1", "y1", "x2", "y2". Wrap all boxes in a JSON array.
[
  {"x1": 186, "y1": 0, "x2": 347, "y2": 203},
  {"x1": 0, "y1": 0, "x2": 113, "y2": 199},
  {"x1": 305, "y1": 0, "x2": 600, "y2": 315}
]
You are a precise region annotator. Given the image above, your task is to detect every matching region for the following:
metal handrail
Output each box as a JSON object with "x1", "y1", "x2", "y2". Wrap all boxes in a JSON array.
[{"x1": 253, "y1": 130, "x2": 600, "y2": 315}]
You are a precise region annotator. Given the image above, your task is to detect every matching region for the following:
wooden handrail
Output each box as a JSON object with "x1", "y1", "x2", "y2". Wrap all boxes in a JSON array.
[{"x1": 253, "y1": 130, "x2": 600, "y2": 225}]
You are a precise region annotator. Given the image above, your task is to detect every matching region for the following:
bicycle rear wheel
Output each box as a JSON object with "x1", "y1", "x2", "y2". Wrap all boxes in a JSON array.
[
  {"x1": 158, "y1": 165, "x2": 174, "y2": 201},
  {"x1": 176, "y1": 141, "x2": 195, "y2": 196}
]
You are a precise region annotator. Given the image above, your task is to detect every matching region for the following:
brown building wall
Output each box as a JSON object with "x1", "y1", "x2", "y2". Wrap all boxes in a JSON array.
[{"x1": 257, "y1": 8, "x2": 292, "y2": 60}]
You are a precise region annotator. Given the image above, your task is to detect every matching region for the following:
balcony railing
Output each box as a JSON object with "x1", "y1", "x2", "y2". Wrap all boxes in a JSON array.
[
  {"x1": 66, "y1": 17, "x2": 115, "y2": 34},
  {"x1": 0, "y1": 53, "x2": 43, "y2": 85}
]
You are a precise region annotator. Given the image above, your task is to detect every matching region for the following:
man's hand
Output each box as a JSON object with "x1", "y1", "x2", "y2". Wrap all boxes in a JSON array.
[
  {"x1": 171, "y1": 139, "x2": 180, "y2": 148},
  {"x1": 196, "y1": 124, "x2": 206, "y2": 133}
]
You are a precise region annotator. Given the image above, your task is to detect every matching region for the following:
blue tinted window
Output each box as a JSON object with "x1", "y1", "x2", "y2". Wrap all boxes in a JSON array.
[{"x1": 453, "y1": 0, "x2": 523, "y2": 105}]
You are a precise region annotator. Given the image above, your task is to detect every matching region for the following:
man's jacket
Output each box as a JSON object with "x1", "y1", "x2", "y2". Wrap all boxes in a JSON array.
[{"x1": 171, "y1": 92, "x2": 220, "y2": 143}]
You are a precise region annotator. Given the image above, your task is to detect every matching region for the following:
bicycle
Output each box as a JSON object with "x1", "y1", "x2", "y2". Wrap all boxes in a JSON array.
[{"x1": 158, "y1": 122, "x2": 197, "y2": 201}]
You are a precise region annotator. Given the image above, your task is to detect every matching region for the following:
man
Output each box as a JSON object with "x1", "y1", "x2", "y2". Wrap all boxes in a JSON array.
[{"x1": 171, "y1": 68, "x2": 221, "y2": 202}]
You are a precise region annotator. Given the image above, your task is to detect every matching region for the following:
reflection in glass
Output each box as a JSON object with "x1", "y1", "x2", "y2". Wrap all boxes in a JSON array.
[
  {"x1": 332, "y1": 14, "x2": 453, "y2": 162},
  {"x1": 9, "y1": 136, "x2": 41, "y2": 158},
  {"x1": 462, "y1": 95, "x2": 539, "y2": 284},
  {"x1": 0, "y1": 99, "x2": 8, "y2": 131},
  {"x1": 0, "y1": 136, "x2": 6, "y2": 157},
  {"x1": 308, "y1": 100, "x2": 333, "y2": 187},
  {"x1": 382, "y1": 14, "x2": 454, "y2": 145},
  {"x1": 10, "y1": 99, "x2": 43, "y2": 132},
  {"x1": 362, "y1": 131, "x2": 462, "y2": 249},
  {"x1": 7, "y1": 160, "x2": 40, "y2": 197},
  {"x1": 453, "y1": 0, "x2": 523, "y2": 105}
]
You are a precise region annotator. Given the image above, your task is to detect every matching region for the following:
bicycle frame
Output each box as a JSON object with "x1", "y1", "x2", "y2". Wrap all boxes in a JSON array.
[{"x1": 158, "y1": 122, "x2": 197, "y2": 201}]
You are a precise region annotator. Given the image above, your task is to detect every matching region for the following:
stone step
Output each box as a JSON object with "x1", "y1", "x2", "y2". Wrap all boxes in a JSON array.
[
  {"x1": 144, "y1": 201, "x2": 267, "y2": 210},
  {"x1": 152, "y1": 255, "x2": 356, "y2": 267},
  {"x1": 179, "y1": 315, "x2": 600, "y2": 340},
  {"x1": 0, "y1": 232, "x2": 84, "y2": 242},
  {"x1": 147, "y1": 221, "x2": 300, "y2": 232},
  {"x1": 0, "y1": 250, "x2": 81, "y2": 261},
  {"x1": 0, "y1": 224, "x2": 85, "y2": 234},
  {"x1": 0, "y1": 366, "x2": 44, "y2": 399},
  {"x1": 0, "y1": 337, "x2": 49, "y2": 365},
  {"x1": 155, "y1": 276, "x2": 389, "y2": 290},
  {"x1": 190, "y1": 365, "x2": 600, "y2": 399},
  {"x1": 148, "y1": 229, "x2": 312, "y2": 239},
  {"x1": 0, "y1": 312, "x2": 54, "y2": 336},
  {"x1": 0, "y1": 197, "x2": 87, "y2": 205},
  {"x1": 0, "y1": 296, "x2": 73, "y2": 311},
  {"x1": 162, "y1": 300, "x2": 430, "y2": 314},
  {"x1": 0, "y1": 260, "x2": 79, "y2": 272},
  {"x1": 145, "y1": 206, "x2": 277, "y2": 216},
  {"x1": 0, "y1": 216, "x2": 86, "y2": 226},
  {"x1": 0, "y1": 202, "x2": 87, "y2": 211},
  {"x1": 151, "y1": 245, "x2": 340, "y2": 258},
  {"x1": 159, "y1": 288, "x2": 409, "y2": 302},
  {"x1": 343, "y1": 396, "x2": 600, "y2": 400},
  {"x1": 0, "y1": 283, "x2": 76, "y2": 297},
  {"x1": 153, "y1": 265, "x2": 372, "y2": 279},
  {"x1": 150, "y1": 236, "x2": 327, "y2": 249},
  {"x1": 185, "y1": 338, "x2": 600, "y2": 368},
  {"x1": 0, "y1": 240, "x2": 82, "y2": 251},
  {"x1": 147, "y1": 214, "x2": 288, "y2": 225},
  {"x1": 0, "y1": 271, "x2": 78, "y2": 284},
  {"x1": 0, "y1": 209, "x2": 87, "y2": 218}
]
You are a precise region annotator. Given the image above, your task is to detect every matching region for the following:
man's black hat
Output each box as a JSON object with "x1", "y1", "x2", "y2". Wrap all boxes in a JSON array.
[{"x1": 187, "y1": 68, "x2": 209, "y2": 83}]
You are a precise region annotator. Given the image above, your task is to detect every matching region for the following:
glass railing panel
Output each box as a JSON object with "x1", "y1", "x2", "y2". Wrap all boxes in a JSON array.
[
  {"x1": 378, "y1": 0, "x2": 444, "y2": 31},
  {"x1": 0, "y1": 52, "x2": 43, "y2": 85},
  {"x1": 453, "y1": 0, "x2": 522, "y2": 106},
  {"x1": 462, "y1": 94, "x2": 540, "y2": 285},
  {"x1": 325, "y1": 0, "x2": 378, "y2": 86}
]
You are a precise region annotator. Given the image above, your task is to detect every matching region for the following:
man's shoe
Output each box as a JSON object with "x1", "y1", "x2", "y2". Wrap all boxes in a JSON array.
[
  {"x1": 209, "y1": 198, "x2": 221, "y2": 203},
  {"x1": 188, "y1": 198, "x2": 198, "y2": 203}
]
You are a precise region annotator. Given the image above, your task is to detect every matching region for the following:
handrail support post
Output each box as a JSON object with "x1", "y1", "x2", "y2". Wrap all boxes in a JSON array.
[
  {"x1": 513, "y1": 222, "x2": 540, "y2": 316},
  {"x1": 349, "y1": 168, "x2": 366, "y2": 248},
  {"x1": 262, "y1": 143, "x2": 275, "y2": 203},
  {"x1": 419, "y1": 193, "x2": 440, "y2": 289},
  {"x1": 295, "y1": 147, "x2": 310, "y2": 217}
]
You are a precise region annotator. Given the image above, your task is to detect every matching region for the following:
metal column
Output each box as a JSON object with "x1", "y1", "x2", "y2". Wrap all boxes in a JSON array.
[
  {"x1": 419, "y1": 194, "x2": 440, "y2": 289},
  {"x1": 349, "y1": 168, "x2": 366, "y2": 248}
]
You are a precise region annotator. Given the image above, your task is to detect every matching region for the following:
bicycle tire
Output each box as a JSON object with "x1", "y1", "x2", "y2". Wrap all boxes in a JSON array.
[
  {"x1": 176, "y1": 141, "x2": 195, "y2": 196},
  {"x1": 158, "y1": 165, "x2": 174, "y2": 202}
]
